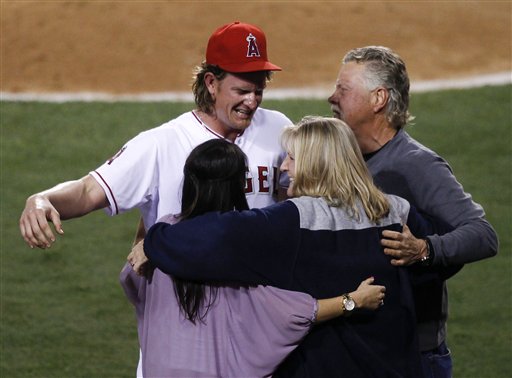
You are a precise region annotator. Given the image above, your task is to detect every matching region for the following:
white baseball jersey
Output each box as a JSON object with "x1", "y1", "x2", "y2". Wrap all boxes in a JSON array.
[{"x1": 90, "y1": 108, "x2": 291, "y2": 229}]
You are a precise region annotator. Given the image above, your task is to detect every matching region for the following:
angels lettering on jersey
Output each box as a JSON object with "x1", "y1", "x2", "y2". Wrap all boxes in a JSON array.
[{"x1": 245, "y1": 166, "x2": 280, "y2": 196}]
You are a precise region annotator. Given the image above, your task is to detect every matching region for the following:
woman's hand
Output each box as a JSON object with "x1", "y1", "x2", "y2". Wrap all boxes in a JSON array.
[
  {"x1": 127, "y1": 240, "x2": 150, "y2": 276},
  {"x1": 316, "y1": 277, "x2": 386, "y2": 322},
  {"x1": 350, "y1": 277, "x2": 386, "y2": 310}
]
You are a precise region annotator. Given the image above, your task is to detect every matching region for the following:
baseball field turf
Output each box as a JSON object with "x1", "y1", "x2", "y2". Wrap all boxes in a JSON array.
[{"x1": 1, "y1": 84, "x2": 511, "y2": 377}]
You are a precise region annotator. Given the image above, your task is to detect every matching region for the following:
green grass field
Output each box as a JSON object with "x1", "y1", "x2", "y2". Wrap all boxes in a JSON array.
[{"x1": 1, "y1": 85, "x2": 511, "y2": 377}]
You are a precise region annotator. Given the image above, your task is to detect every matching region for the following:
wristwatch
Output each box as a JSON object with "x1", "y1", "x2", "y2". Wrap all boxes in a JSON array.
[
  {"x1": 341, "y1": 294, "x2": 356, "y2": 314},
  {"x1": 420, "y1": 238, "x2": 434, "y2": 266}
]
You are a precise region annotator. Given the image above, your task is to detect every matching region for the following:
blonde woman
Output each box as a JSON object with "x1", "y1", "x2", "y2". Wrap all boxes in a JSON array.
[{"x1": 133, "y1": 116, "x2": 436, "y2": 377}]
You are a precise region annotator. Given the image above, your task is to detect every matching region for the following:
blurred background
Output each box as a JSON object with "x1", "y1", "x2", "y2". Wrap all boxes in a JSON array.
[{"x1": 2, "y1": 1, "x2": 510, "y2": 94}]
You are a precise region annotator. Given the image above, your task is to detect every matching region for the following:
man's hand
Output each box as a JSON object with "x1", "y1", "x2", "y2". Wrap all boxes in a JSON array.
[
  {"x1": 127, "y1": 240, "x2": 150, "y2": 276},
  {"x1": 19, "y1": 195, "x2": 64, "y2": 249},
  {"x1": 19, "y1": 175, "x2": 109, "y2": 250},
  {"x1": 381, "y1": 224, "x2": 428, "y2": 266}
]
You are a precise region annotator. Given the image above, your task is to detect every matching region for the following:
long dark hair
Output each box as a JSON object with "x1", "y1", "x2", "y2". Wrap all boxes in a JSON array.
[{"x1": 173, "y1": 139, "x2": 249, "y2": 324}]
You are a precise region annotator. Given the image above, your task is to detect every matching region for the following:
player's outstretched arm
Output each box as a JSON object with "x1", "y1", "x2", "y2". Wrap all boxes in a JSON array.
[
  {"x1": 19, "y1": 174, "x2": 108, "y2": 249},
  {"x1": 316, "y1": 277, "x2": 385, "y2": 322}
]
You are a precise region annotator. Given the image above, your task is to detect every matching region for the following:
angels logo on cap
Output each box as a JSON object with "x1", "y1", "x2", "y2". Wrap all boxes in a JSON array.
[
  {"x1": 246, "y1": 33, "x2": 261, "y2": 58},
  {"x1": 206, "y1": 21, "x2": 281, "y2": 73}
]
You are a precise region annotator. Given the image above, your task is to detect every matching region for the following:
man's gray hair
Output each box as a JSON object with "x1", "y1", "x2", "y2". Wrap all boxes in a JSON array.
[{"x1": 343, "y1": 46, "x2": 414, "y2": 129}]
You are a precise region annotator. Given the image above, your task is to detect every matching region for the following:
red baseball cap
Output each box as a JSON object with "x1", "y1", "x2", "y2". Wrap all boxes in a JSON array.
[{"x1": 206, "y1": 21, "x2": 282, "y2": 73}]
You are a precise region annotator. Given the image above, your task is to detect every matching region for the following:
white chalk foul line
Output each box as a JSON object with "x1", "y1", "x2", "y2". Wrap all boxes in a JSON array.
[{"x1": 1, "y1": 71, "x2": 510, "y2": 103}]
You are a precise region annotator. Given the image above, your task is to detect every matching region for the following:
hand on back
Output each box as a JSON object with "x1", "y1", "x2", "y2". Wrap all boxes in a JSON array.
[{"x1": 350, "y1": 277, "x2": 386, "y2": 310}]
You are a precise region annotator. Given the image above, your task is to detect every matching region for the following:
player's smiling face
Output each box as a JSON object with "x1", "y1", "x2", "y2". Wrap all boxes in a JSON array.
[
  {"x1": 280, "y1": 152, "x2": 296, "y2": 197},
  {"x1": 208, "y1": 72, "x2": 266, "y2": 140}
]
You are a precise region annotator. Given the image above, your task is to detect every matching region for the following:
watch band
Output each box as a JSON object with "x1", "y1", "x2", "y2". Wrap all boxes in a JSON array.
[
  {"x1": 341, "y1": 294, "x2": 355, "y2": 314},
  {"x1": 420, "y1": 238, "x2": 434, "y2": 266}
]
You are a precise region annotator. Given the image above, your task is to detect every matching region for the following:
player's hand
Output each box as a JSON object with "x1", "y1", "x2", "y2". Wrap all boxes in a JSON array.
[
  {"x1": 381, "y1": 224, "x2": 426, "y2": 266},
  {"x1": 127, "y1": 240, "x2": 151, "y2": 276},
  {"x1": 19, "y1": 194, "x2": 64, "y2": 249},
  {"x1": 350, "y1": 277, "x2": 386, "y2": 310}
]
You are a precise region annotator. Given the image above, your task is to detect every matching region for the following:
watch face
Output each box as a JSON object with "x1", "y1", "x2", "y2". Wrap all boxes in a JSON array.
[{"x1": 344, "y1": 297, "x2": 355, "y2": 311}]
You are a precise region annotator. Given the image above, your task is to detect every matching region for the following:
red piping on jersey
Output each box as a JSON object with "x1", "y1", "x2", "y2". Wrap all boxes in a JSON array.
[
  {"x1": 192, "y1": 111, "x2": 233, "y2": 141},
  {"x1": 93, "y1": 170, "x2": 119, "y2": 215}
]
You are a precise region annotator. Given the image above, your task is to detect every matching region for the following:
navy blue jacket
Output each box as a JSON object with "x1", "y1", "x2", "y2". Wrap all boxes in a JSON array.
[{"x1": 144, "y1": 196, "x2": 441, "y2": 377}]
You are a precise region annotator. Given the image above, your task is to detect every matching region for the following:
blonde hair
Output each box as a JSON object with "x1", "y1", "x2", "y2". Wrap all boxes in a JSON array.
[{"x1": 281, "y1": 116, "x2": 390, "y2": 222}]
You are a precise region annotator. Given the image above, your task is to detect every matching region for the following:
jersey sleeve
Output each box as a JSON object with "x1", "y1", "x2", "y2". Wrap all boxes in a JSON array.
[
  {"x1": 227, "y1": 285, "x2": 316, "y2": 375},
  {"x1": 90, "y1": 130, "x2": 160, "y2": 215}
]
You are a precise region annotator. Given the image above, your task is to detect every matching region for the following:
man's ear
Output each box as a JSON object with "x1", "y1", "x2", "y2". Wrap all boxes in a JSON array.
[
  {"x1": 372, "y1": 87, "x2": 389, "y2": 114},
  {"x1": 204, "y1": 72, "x2": 216, "y2": 95}
]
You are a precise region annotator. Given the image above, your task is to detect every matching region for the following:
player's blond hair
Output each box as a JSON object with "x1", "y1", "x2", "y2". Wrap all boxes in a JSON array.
[
  {"x1": 281, "y1": 116, "x2": 390, "y2": 222},
  {"x1": 192, "y1": 62, "x2": 272, "y2": 114},
  {"x1": 192, "y1": 63, "x2": 227, "y2": 114}
]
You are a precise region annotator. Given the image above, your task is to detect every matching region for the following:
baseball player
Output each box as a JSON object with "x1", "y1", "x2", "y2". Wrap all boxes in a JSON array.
[
  {"x1": 19, "y1": 21, "x2": 290, "y2": 375},
  {"x1": 20, "y1": 21, "x2": 289, "y2": 247}
]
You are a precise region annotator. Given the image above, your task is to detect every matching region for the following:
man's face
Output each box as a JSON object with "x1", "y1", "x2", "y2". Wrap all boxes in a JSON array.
[
  {"x1": 328, "y1": 62, "x2": 374, "y2": 135},
  {"x1": 210, "y1": 71, "x2": 266, "y2": 137}
]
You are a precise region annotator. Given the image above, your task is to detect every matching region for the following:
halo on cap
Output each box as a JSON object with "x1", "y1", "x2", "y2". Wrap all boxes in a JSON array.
[{"x1": 206, "y1": 21, "x2": 282, "y2": 73}]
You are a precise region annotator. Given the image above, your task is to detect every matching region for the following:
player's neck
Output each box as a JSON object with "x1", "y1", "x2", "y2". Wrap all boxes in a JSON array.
[{"x1": 194, "y1": 110, "x2": 239, "y2": 142}]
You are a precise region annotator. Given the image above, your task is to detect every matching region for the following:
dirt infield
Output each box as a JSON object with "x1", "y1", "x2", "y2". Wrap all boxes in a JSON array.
[{"x1": 1, "y1": 1, "x2": 510, "y2": 94}]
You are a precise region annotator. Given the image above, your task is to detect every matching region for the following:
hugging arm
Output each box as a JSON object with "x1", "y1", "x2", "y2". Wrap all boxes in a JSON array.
[
  {"x1": 382, "y1": 204, "x2": 453, "y2": 267},
  {"x1": 383, "y1": 203, "x2": 464, "y2": 282},
  {"x1": 144, "y1": 202, "x2": 301, "y2": 288},
  {"x1": 316, "y1": 277, "x2": 385, "y2": 322},
  {"x1": 385, "y1": 154, "x2": 498, "y2": 268}
]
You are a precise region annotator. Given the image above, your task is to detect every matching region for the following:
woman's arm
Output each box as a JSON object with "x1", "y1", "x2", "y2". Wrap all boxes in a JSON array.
[
  {"x1": 128, "y1": 242, "x2": 386, "y2": 322},
  {"x1": 142, "y1": 202, "x2": 301, "y2": 287},
  {"x1": 316, "y1": 277, "x2": 385, "y2": 322}
]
